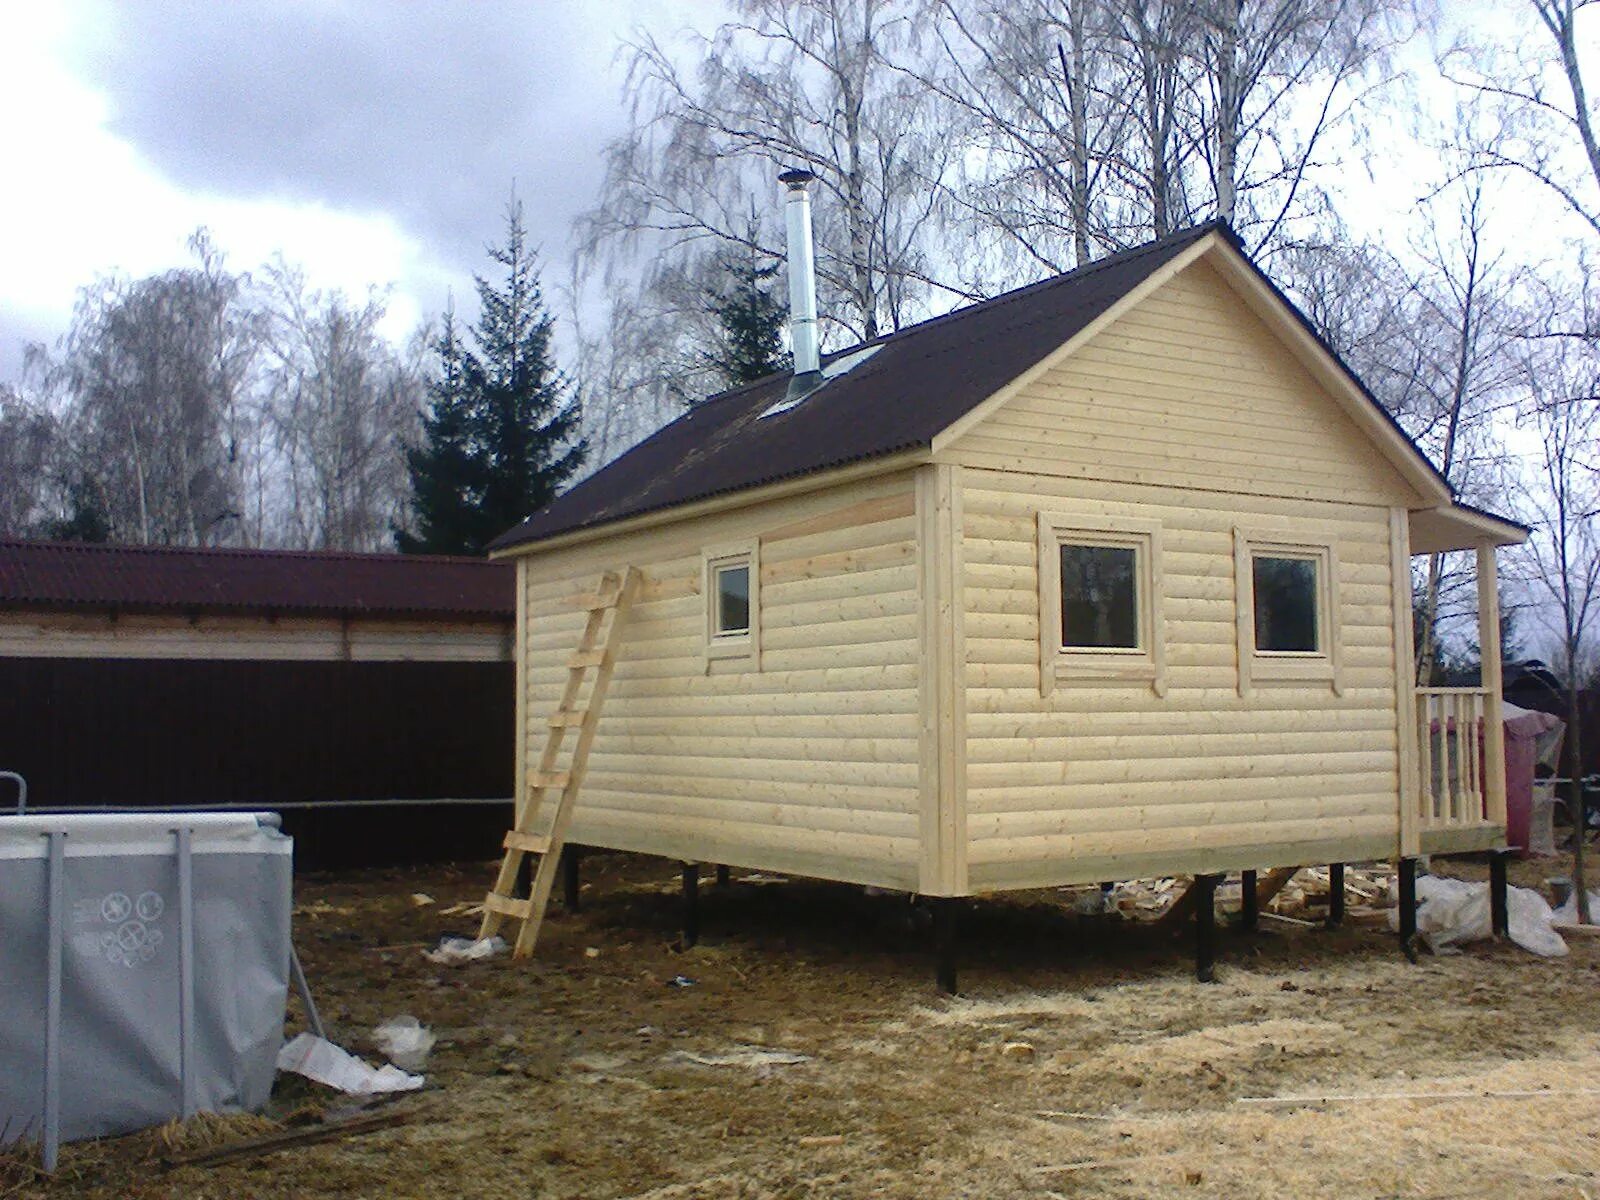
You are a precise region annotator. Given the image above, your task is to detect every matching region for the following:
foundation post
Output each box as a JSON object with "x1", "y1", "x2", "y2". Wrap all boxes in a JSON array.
[
  {"x1": 1195, "y1": 873, "x2": 1222, "y2": 982},
  {"x1": 933, "y1": 898, "x2": 959, "y2": 994},
  {"x1": 681, "y1": 863, "x2": 700, "y2": 949},
  {"x1": 1326, "y1": 862, "x2": 1345, "y2": 929},
  {"x1": 562, "y1": 846, "x2": 581, "y2": 912},
  {"x1": 715, "y1": 864, "x2": 731, "y2": 888},
  {"x1": 1489, "y1": 849, "x2": 1510, "y2": 940},
  {"x1": 1397, "y1": 857, "x2": 1418, "y2": 961},
  {"x1": 1238, "y1": 869, "x2": 1258, "y2": 932}
]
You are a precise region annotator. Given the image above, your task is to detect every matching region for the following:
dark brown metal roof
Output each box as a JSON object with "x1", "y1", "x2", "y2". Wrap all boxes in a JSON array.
[
  {"x1": 491, "y1": 222, "x2": 1226, "y2": 551},
  {"x1": 0, "y1": 540, "x2": 514, "y2": 620}
]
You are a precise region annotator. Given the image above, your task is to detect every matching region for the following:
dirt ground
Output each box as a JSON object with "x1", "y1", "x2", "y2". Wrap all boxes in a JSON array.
[{"x1": 11, "y1": 851, "x2": 1600, "y2": 1200}]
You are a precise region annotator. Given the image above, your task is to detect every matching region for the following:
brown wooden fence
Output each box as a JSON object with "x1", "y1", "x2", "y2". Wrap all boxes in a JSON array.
[{"x1": 0, "y1": 656, "x2": 513, "y2": 868}]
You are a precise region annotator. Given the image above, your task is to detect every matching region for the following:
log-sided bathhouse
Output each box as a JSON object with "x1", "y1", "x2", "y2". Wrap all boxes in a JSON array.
[{"x1": 482, "y1": 198, "x2": 1527, "y2": 985}]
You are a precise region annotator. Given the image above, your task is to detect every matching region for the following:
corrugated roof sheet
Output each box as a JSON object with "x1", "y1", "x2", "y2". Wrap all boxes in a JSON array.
[
  {"x1": 491, "y1": 222, "x2": 1223, "y2": 551},
  {"x1": 0, "y1": 540, "x2": 514, "y2": 620}
]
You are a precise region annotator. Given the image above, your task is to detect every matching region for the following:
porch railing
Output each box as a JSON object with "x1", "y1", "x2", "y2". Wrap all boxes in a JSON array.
[{"x1": 1415, "y1": 687, "x2": 1490, "y2": 829}]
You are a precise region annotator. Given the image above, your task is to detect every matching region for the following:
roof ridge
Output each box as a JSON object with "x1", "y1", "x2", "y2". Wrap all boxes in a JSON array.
[{"x1": 0, "y1": 538, "x2": 497, "y2": 567}]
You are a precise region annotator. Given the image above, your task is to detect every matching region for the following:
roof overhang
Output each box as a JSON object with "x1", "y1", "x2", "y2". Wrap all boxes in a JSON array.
[
  {"x1": 488, "y1": 449, "x2": 930, "y2": 560},
  {"x1": 1409, "y1": 503, "x2": 1530, "y2": 555}
]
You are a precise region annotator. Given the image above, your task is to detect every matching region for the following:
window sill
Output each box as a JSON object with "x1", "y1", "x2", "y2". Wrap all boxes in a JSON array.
[
  {"x1": 705, "y1": 634, "x2": 757, "y2": 672},
  {"x1": 1045, "y1": 653, "x2": 1167, "y2": 697},
  {"x1": 706, "y1": 635, "x2": 754, "y2": 660},
  {"x1": 1250, "y1": 655, "x2": 1338, "y2": 688}
]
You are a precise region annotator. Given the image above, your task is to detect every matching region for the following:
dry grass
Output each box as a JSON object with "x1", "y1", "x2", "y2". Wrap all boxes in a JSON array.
[{"x1": 27, "y1": 852, "x2": 1600, "y2": 1199}]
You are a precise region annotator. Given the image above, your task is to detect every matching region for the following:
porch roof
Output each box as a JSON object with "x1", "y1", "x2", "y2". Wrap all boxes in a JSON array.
[{"x1": 1409, "y1": 503, "x2": 1530, "y2": 555}]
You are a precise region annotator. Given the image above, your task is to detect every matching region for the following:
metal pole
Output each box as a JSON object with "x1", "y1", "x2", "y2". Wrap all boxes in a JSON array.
[
  {"x1": 1195, "y1": 874, "x2": 1222, "y2": 983},
  {"x1": 176, "y1": 827, "x2": 196, "y2": 1120},
  {"x1": 933, "y1": 898, "x2": 959, "y2": 995},
  {"x1": 1488, "y1": 850, "x2": 1510, "y2": 940},
  {"x1": 681, "y1": 863, "x2": 699, "y2": 949},
  {"x1": 1326, "y1": 863, "x2": 1346, "y2": 929},
  {"x1": 562, "y1": 847, "x2": 582, "y2": 913},
  {"x1": 1, "y1": 770, "x2": 26, "y2": 814},
  {"x1": 43, "y1": 831, "x2": 64, "y2": 1173},
  {"x1": 289, "y1": 945, "x2": 326, "y2": 1041},
  {"x1": 1398, "y1": 857, "x2": 1418, "y2": 962},
  {"x1": 1238, "y1": 869, "x2": 1258, "y2": 932}
]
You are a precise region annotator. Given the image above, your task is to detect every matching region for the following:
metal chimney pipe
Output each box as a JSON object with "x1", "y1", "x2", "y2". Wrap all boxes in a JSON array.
[{"x1": 779, "y1": 168, "x2": 820, "y2": 379}]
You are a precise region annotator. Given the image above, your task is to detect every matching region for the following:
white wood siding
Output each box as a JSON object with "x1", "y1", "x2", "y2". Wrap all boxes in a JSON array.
[
  {"x1": 947, "y1": 260, "x2": 1418, "y2": 508},
  {"x1": 516, "y1": 472, "x2": 925, "y2": 890},
  {"x1": 942, "y1": 259, "x2": 1421, "y2": 890}
]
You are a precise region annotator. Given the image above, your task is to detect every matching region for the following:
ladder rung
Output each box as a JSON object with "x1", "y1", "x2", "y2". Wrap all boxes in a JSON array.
[
  {"x1": 548, "y1": 709, "x2": 587, "y2": 727},
  {"x1": 568, "y1": 649, "x2": 607, "y2": 669},
  {"x1": 565, "y1": 589, "x2": 621, "y2": 611},
  {"x1": 482, "y1": 893, "x2": 532, "y2": 920},
  {"x1": 529, "y1": 770, "x2": 570, "y2": 790},
  {"x1": 503, "y1": 830, "x2": 552, "y2": 855}
]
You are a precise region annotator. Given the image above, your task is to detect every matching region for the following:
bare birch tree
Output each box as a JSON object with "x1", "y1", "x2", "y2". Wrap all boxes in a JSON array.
[
  {"x1": 1511, "y1": 321, "x2": 1600, "y2": 918},
  {"x1": 52, "y1": 232, "x2": 255, "y2": 546},
  {"x1": 0, "y1": 379, "x2": 58, "y2": 538},
  {"x1": 1192, "y1": 0, "x2": 1418, "y2": 251},
  {"x1": 1395, "y1": 183, "x2": 1526, "y2": 680},
  {"x1": 581, "y1": 0, "x2": 961, "y2": 347},
  {"x1": 260, "y1": 264, "x2": 422, "y2": 551},
  {"x1": 904, "y1": 0, "x2": 1133, "y2": 279},
  {"x1": 1444, "y1": 0, "x2": 1600, "y2": 253}
]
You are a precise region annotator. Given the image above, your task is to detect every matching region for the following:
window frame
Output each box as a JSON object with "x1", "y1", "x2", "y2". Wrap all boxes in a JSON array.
[
  {"x1": 703, "y1": 540, "x2": 760, "y2": 669},
  {"x1": 1233, "y1": 526, "x2": 1343, "y2": 696},
  {"x1": 1037, "y1": 512, "x2": 1166, "y2": 698}
]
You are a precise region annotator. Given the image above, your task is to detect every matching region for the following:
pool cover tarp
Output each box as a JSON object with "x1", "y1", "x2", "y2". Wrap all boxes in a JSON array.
[{"x1": 0, "y1": 813, "x2": 291, "y2": 1147}]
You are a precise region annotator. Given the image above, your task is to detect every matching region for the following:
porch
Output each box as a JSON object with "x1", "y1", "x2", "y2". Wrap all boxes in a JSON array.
[{"x1": 1404, "y1": 504, "x2": 1530, "y2": 856}]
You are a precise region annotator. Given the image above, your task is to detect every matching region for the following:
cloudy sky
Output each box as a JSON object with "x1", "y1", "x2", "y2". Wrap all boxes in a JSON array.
[
  {"x1": 0, "y1": 1, "x2": 1580, "y2": 389},
  {"x1": 0, "y1": 0, "x2": 709, "y2": 381}
]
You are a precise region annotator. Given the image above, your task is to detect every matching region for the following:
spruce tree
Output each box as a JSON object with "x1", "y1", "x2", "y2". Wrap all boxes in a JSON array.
[
  {"x1": 397, "y1": 308, "x2": 481, "y2": 553},
  {"x1": 399, "y1": 196, "x2": 586, "y2": 554},
  {"x1": 699, "y1": 240, "x2": 790, "y2": 398}
]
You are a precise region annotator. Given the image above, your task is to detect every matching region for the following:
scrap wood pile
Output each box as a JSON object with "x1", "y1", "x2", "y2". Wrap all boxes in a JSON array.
[{"x1": 1096, "y1": 866, "x2": 1394, "y2": 925}]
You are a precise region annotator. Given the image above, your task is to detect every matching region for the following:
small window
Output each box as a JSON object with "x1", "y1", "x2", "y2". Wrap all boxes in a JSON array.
[
  {"x1": 1038, "y1": 513, "x2": 1165, "y2": 696},
  {"x1": 1233, "y1": 528, "x2": 1342, "y2": 695},
  {"x1": 1060, "y1": 543, "x2": 1139, "y2": 649},
  {"x1": 703, "y1": 542, "x2": 760, "y2": 668},
  {"x1": 1252, "y1": 555, "x2": 1319, "y2": 652},
  {"x1": 714, "y1": 562, "x2": 751, "y2": 635}
]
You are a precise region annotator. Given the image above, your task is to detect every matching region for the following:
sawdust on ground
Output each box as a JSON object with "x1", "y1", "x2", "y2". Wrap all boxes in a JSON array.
[{"x1": 12, "y1": 851, "x2": 1600, "y2": 1200}]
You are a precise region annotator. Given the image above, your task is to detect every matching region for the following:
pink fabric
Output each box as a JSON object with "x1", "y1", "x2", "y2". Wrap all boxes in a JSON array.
[
  {"x1": 1503, "y1": 704, "x2": 1564, "y2": 853},
  {"x1": 1426, "y1": 703, "x2": 1564, "y2": 853}
]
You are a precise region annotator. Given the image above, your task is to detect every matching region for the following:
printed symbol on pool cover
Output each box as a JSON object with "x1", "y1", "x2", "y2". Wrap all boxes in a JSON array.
[
  {"x1": 72, "y1": 889, "x2": 169, "y2": 967},
  {"x1": 99, "y1": 921, "x2": 163, "y2": 967},
  {"x1": 101, "y1": 892, "x2": 132, "y2": 923}
]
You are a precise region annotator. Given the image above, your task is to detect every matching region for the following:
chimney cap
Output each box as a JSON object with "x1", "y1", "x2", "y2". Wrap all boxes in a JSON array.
[{"x1": 779, "y1": 167, "x2": 817, "y2": 188}]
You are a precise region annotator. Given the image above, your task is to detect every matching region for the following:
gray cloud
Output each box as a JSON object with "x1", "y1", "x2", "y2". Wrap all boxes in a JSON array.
[{"x1": 75, "y1": 1, "x2": 640, "y2": 290}]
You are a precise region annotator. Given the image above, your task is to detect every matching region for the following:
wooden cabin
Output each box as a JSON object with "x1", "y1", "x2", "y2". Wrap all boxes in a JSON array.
[{"x1": 485, "y1": 218, "x2": 1527, "y2": 971}]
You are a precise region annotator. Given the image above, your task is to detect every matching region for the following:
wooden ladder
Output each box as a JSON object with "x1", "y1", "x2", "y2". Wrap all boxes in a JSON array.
[{"x1": 479, "y1": 566, "x2": 640, "y2": 957}]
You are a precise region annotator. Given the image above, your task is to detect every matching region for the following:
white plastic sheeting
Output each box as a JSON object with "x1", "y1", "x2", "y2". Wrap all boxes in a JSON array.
[
  {"x1": 1552, "y1": 890, "x2": 1600, "y2": 927},
  {"x1": 1392, "y1": 874, "x2": 1569, "y2": 957},
  {"x1": 276, "y1": 1033, "x2": 424, "y2": 1094}
]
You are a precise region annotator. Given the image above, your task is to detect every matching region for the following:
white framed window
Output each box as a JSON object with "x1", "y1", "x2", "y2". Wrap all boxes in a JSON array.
[
  {"x1": 1038, "y1": 512, "x2": 1166, "y2": 697},
  {"x1": 1233, "y1": 527, "x2": 1343, "y2": 696},
  {"x1": 703, "y1": 541, "x2": 760, "y2": 668}
]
